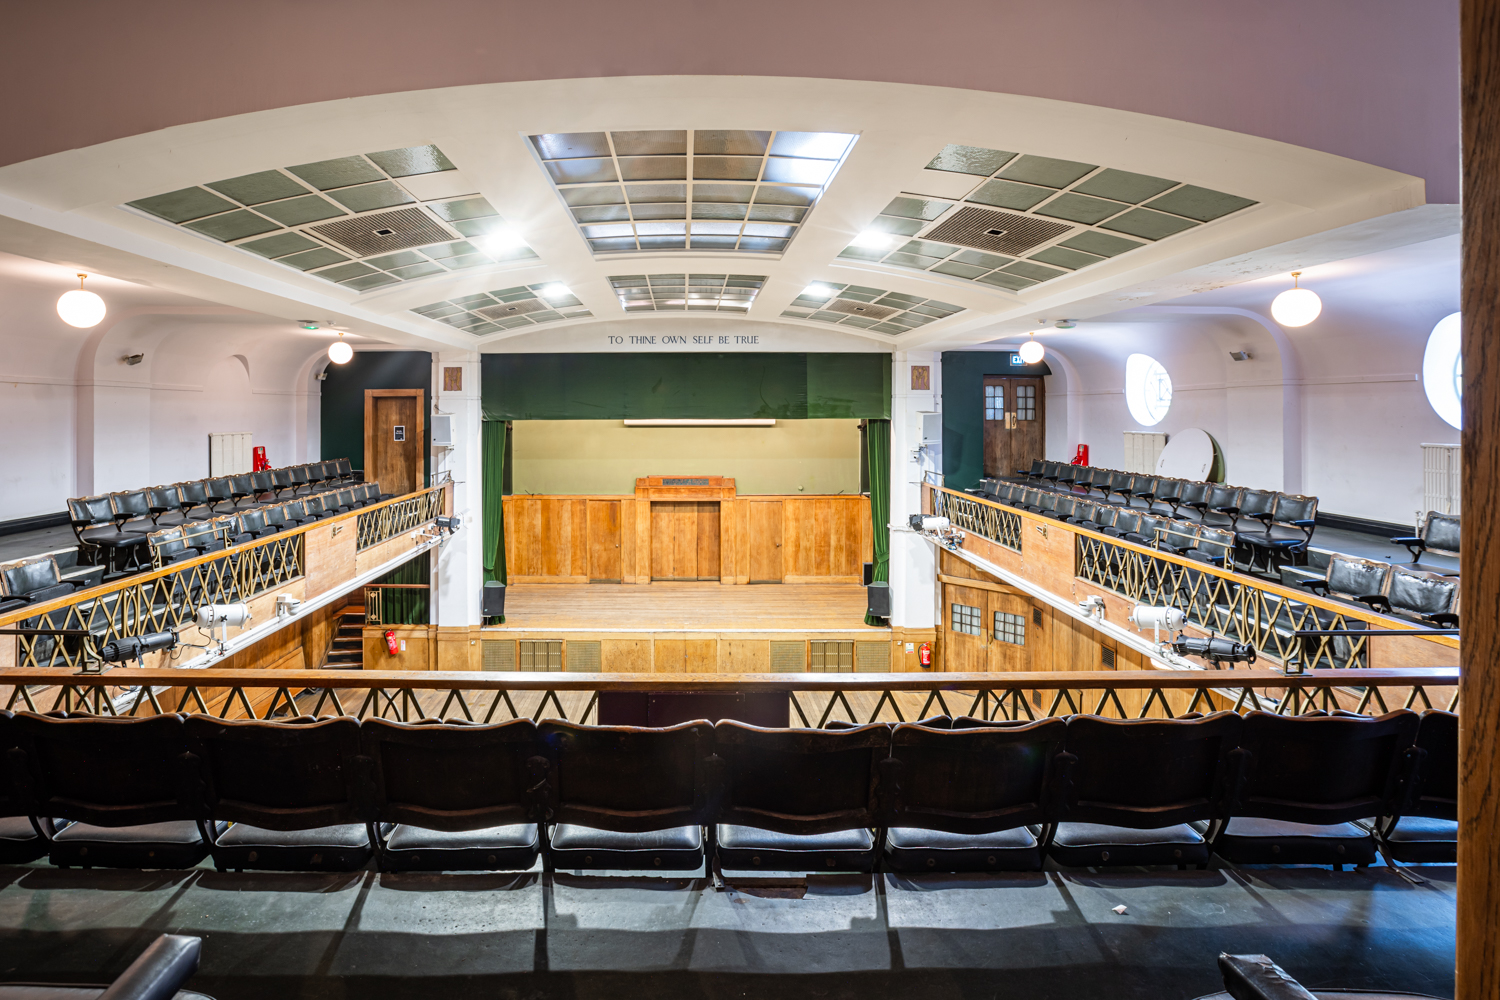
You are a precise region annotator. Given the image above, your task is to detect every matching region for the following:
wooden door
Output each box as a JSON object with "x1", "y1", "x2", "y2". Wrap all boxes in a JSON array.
[
  {"x1": 651, "y1": 501, "x2": 721, "y2": 581},
  {"x1": 987, "y1": 592, "x2": 1034, "y2": 673},
  {"x1": 587, "y1": 500, "x2": 622, "y2": 582},
  {"x1": 943, "y1": 582, "x2": 992, "y2": 672},
  {"x1": 983, "y1": 377, "x2": 1046, "y2": 479},
  {"x1": 364, "y1": 389, "x2": 424, "y2": 496},
  {"x1": 747, "y1": 500, "x2": 784, "y2": 583}
]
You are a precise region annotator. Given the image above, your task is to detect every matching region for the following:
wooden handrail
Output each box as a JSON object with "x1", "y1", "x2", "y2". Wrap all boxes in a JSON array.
[
  {"x1": 0, "y1": 666, "x2": 1458, "y2": 692},
  {"x1": 931, "y1": 484, "x2": 1461, "y2": 649},
  {"x1": 1, "y1": 485, "x2": 446, "y2": 629}
]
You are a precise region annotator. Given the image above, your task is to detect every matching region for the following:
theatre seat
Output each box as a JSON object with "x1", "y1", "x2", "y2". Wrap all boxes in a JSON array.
[
  {"x1": 1049, "y1": 822, "x2": 1208, "y2": 867},
  {"x1": 1375, "y1": 710, "x2": 1457, "y2": 863},
  {"x1": 885, "y1": 825, "x2": 1038, "y2": 872},
  {"x1": 211, "y1": 823, "x2": 382, "y2": 872},
  {"x1": 716, "y1": 824, "x2": 873, "y2": 872},
  {"x1": 52, "y1": 820, "x2": 226, "y2": 870},
  {"x1": 381, "y1": 823, "x2": 539, "y2": 872},
  {"x1": 1211, "y1": 818, "x2": 1376, "y2": 866},
  {"x1": 551, "y1": 823, "x2": 703, "y2": 871},
  {"x1": 0, "y1": 816, "x2": 50, "y2": 864}
]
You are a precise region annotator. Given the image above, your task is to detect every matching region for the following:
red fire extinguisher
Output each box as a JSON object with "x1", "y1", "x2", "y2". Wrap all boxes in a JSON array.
[
  {"x1": 918, "y1": 642, "x2": 933, "y2": 668},
  {"x1": 384, "y1": 630, "x2": 399, "y2": 656},
  {"x1": 252, "y1": 446, "x2": 270, "y2": 471},
  {"x1": 1071, "y1": 444, "x2": 1089, "y2": 466}
]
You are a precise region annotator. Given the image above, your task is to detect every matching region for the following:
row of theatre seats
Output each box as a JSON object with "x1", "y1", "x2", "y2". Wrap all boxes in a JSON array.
[
  {"x1": 0, "y1": 708, "x2": 1454, "y2": 875},
  {"x1": 65, "y1": 458, "x2": 369, "y2": 581},
  {"x1": 973, "y1": 477, "x2": 1459, "y2": 629}
]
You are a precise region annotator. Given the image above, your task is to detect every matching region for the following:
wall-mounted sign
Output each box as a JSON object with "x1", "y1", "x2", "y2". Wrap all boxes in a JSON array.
[
  {"x1": 393, "y1": 425, "x2": 406, "y2": 442},
  {"x1": 911, "y1": 365, "x2": 931, "y2": 390},
  {"x1": 1009, "y1": 354, "x2": 1025, "y2": 366},
  {"x1": 443, "y1": 366, "x2": 463, "y2": 392}
]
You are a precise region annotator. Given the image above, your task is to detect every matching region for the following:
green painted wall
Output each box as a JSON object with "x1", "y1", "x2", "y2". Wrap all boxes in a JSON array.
[
  {"x1": 942, "y1": 351, "x2": 1051, "y2": 491},
  {"x1": 320, "y1": 351, "x2": 431, "y2": 475}
]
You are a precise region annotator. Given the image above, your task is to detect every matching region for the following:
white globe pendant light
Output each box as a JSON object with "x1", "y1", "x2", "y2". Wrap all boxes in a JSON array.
[
  {"x1": 1018, "y1": 333, "x2": 1045, "y2": 364},
  {"x1": 328, "y1": 332, "x2": 353, "y2": 365},
  {"x1": 57, "y1": 273, "x2": 106, "y2": 329},
  {"x1": 1271, "y1": 271, "x2": 1322, "y2": 327}
]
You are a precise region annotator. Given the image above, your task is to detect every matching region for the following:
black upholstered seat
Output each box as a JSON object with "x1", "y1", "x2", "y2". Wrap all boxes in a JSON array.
[
  {"x1": 1392, "y1": 511, "x2": 1460, "y2": 566},
  {"x1": 1375, "y1": 710, "x2": 1456, "y2": 863},
  {"x1": 0, "y1": 711, "x2": 51, "y2": 864},
  {"x1": 1211, "y1": 710, "x2": 1421, "y2": 868},
  {"x1": 212, "y1": 822, "x2": 381, "y2": 870},
  {"x1": 68, "y1": 495, "x2": 148, "y2": 578},
  {"x1": 203, "y1": 477, "x2": 236, "y2": 513},
  {"x1": 1359, "y1": 565, "x2": 1459, "y2": 627},
  {"x1": 538, "y1": 718, "x2": 716, "y2": 874},
  {"x1": 51, "y1": 819, "x2": 227, "y2": 869},
  {"x1": 145, "y1": 485, "x2": 190, "y2": 526},
  {"x1": 1049, "y1": 713, "x2": 1243, "y2": 868},
  {"x1": 1, "y1": 557, "x2": 74, "y2": 605},
  {"x1": 713, "y1": 720, "x2": 888, "y2": 874}
]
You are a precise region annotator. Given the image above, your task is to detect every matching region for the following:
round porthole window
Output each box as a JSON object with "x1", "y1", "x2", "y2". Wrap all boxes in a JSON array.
[
  {"x1": 1422, "y1": 312, "x2": 1462, "y2": 430},
  {"x1": 1125, "y1": 353, "x2": 1173, "y2": 427}
]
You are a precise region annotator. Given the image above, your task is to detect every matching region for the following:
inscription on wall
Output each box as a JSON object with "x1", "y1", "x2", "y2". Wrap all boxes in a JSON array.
[{"x1": 606, "y1": 335, "x2": 760, "y2": 348}]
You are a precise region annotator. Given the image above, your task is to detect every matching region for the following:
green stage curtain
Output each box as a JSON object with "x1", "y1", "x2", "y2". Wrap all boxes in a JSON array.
[
  {"x1": 864, "y1": 418, "x2": 891, "y2": 626},
  {"x1": 373, "y1": 554, "x2": 429, "y2": 625},
  {"x1": 482, "y1": 419, "x2": 507, "y2": 622}
]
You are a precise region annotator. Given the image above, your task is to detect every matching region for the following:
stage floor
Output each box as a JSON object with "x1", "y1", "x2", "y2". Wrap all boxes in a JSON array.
[{"x1": 490, "y1": 582, "x2": 879, "y2": 632}]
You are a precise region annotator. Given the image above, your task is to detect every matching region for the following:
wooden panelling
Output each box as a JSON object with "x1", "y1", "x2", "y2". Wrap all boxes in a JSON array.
[
  {"x1": 651, "y1": 638, "x2": 718, "y2": 672},
  {"x1": 587, "y1": 499, "x2": 623, "y2": 582},
  {"x1": 748, "y1": 500, "x2": 784, "y2": 583},
  {"x1": 504, "y1": 496, "x2": 590, "y2": 583},
  {"x1": 305, "y1": 519, "x2": 358, "y2": 597},
  {"x1": 721, "y1": 639, "x2": 771, "y2": 672},
  {"x1": 602, "y1": 639, "x2": 653, "y2": 672},
  {"x1": 783, "y1": 497, "x2": 866, "y2": 583},
  {"x1": 650, "y1": 501, "x2": 720, "y2": 581}
]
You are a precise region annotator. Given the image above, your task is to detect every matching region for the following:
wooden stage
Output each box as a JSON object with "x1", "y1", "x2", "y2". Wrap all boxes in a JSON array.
[
  {"x1": 492, "y1": 582, "x2": 876, "y2": 632},
  {"x1": 478, "y1": 582, "x2": 909, "y2": 673}
]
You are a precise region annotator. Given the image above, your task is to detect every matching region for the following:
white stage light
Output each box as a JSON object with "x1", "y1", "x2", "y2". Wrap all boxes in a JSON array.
[
  {"x1": 1271, "y1": 271, "x2": 1322, "y2": 327},
  {"x1": 57, "y1": 273, "x2": 106, "y2": 328},
  {"x1": 1018, "y1": 335, "x2": 1045, "y2": 364}
]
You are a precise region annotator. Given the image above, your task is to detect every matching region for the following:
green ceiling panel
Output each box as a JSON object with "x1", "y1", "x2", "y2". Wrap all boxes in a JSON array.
[
  {"x1": 693, "y1": 156, "x2": 762, "y2": 181},
  {"x1": 1030, "y1": 246, "x2": 1105, "y2": 270},
  {"x1": 315, "y1": 262, "x2": 377, "y2": 282},
  {"x1": 429, "y1": 197, "x2": 497, "y2": 222},
  {"x1": 694, "y1": 130, "x2": 771, "y2": 156},
  {"x1": 926, "y1": 145, "x2": 1016, "y2": 175},
  {"x1": 613, "y1": 131, "x2": 689, "y2": 156},
  {"x1": 279, "y1": 247, "x2": 349, "y2": 271},
  {"x1": 445, "y1": 254, "x2": 491, "y2": 269},
  {"x1": 886, "y1": 252, "x2": 941, "y2": 269},
  {"x1": 839, "y1": 316, "x2": 879, "y2": 329},
  {"x1": 1058, "y1": 231, "x2": 1144, "y2": 257},
  {"x1": 872, "y1": 323, "x2": 907, "y2": 334},
  {"x1": 206, "y1": 171, "x2": 309, "y2": 206},
  {"x1": 128, "y1": 187, "x2": 237, "y2": 223},
  {"x1": 530, "y1": 133, "x2": 612, "y2": 159},
  {"x1": 693, "y1": 203, "x2": 748, "y2": 220},
  {"x1": 287, "y1": 156, "x2": 385, "y2": 191},
  {"x1": 341, "y1": 272, "x2": 401, "y2": 292},
  {"x1": 546, "y1": 158, "x2": 619, "y2": 185},
  {"x1": 1100, "y1": 207, "x2": 1200, "y2": 240},
  {"x1": 997, "y1": 155, "x2": 1098, "y2": 189},
  {"x1": 1001, "y1": 260, "x2": 1067, "y2": 282},
  {"x1": 240, "y1": 232, "x2": 320, "y2": 258},
  {"x1": 976, "y1": 271, "x2": 1036, "y2": 291},
  {"x1": 389, "y1": 262, "x2": 447, "y2": 279},
  {"x1": 882, "y1": 196, "x2": 953, "y2": 221},
  {"x1": 561, "y1": 185, "x2": 625, "y2": 207},
  {"x1": 328, "y1": 181, "x2": 415, "y2": 212},
  {"x1": 366, "y1": 250, "x2": 429, "y2": 269},
  {"x1": 257, "y1": 194, "x2": 347, "y2": 226},
  {"x1": 931, "y1": 260, "x2": 990, "y2": 280},
  {"x1": 421, "y1": 240, "x2": 478, "y2": 260},
  {"x1": 838, "y1": 247, "x2": 886, "y2": 261},
  {"x1": 1072, "y1": 169, "x2": 1179, "y2": 204},
  {"x1": 951, "y1": 248, "x2": 1012, "y2": 269},
  {"x1": 1033, "y1": 192, "x2": 1128, "y2": 225},
  {"x1": 899, "y1": 239, "x2": 959, "y2": 259},
  {"x1": 620, "y1": 156, "x2": 689, "y2": 181},
  {"x1": 494, "y1": 247, "x2": 540, "y2": 262},
  {"x1": 576, "y1": 205, "x2": 634, "y2": 223},
  {"x1": 182, "y1": 209, "x2": 280, "y2": 242},
  {"x1": 876, "y1": 292, "x2": 924, "y2": 306},
  {"x1": 367, "y1": 145, "x2": 456, "y2": 177},
  {"x1": 966, "y1": 178, "x2": 1054, "y2": 211},
  {"x1": 633, "y1": 203, "x2": 689, "y2": 220},
  {"x1": 748, "y1": 204, "x2": 806, "y2": 223},
  {"x1": 1145, "y1": 185, "x2": 1258, "y2": 222},
  {"x1": 753, "y1": 186, "x2": 819, "y2": 206},
  {"x1": 452, "y1": 218, "x2": 509, "y2": 237}
]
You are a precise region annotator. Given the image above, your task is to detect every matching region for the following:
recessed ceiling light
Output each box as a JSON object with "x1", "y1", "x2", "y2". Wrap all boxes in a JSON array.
[
  {"x1": 850, "y1": 230, "x2": 894, "y2": 250},
  {"x1": 481, "y1": 226, "x2": 527, "y2": 252},
  {"x1": 802, "y1": 283, "x2": 834, "y2": 299},
  {"x1": 540, "y1": 283, "x2": 572, "y2": 302}
]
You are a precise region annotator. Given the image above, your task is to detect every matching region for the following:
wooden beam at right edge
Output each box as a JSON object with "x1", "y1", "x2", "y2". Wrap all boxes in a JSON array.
[{"x1": 1460, "y1": 2, "x2": 1500, "y2": 996}]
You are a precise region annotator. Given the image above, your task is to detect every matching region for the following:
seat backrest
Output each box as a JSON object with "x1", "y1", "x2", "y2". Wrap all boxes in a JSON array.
[
  {"x1": 210, "y1": 516, "x2": 241, "y2": 543},
  {"x1": 69, "y1": 495, "x2": 115, "y2": 526},
  {"x1": 1053, "y1": 496, "x2": 1077, "y2": 520},
  {"x1": 271, "y1": 469, "x2": 294, "y2": 489},
  {"x1": 1423, "y1": 511, "x2": 1461, "y2": 554},
  {"x1": 179, "y1": 520, "x2": 217, "y2": 549},
  {"x1": 1107, "y1": 471, "x2": 1130, "y2": 493},
  {"x1": 1236, "y1": 710, "x2": 1420, "y2": 823},
  {"x1": 1159, "y1": 519, "x2": 1200, "y2": 553},
  {"x1": 1089, "y1": 504, "x2": 1119, "y2": 531},
  {"x1": 149, "y1": 528, "x2": 189, "y2": 567},
  {"x1": 9, "y1": 714, "x2": 199, "y2": 826},
  {"x1": 1152, "y1": 478, "x2": 1185, "y2": 501},
  {"x1": 1325, "y1": 554, "x2": 1390, "y2": 600},
  {"x1": 205, "y1": 477, "x2": 234, "y2": 500},
  {"x1": 1112, "y1": 511, "x2": 1142, "y2": 536},
  {"x1": 251, "y1": 471, "x2": 275, "y2": 493},
  {"x1": 229, "y1": 474, "x2": 256, "y2": 497},
  {"x1": 1020, "y1": 487, "x2": 1040, "y2": 508},
  {"x1": 290, "y1": 465, "x2": 311, "y2": 485},
  {"x1": 1177, "y1": 481, "x2": 1211, "y2": 506},
  {"x1": 1036, "y1": 493, "x2": 1058, "y2": 514},
  {"x1": 1205, "y1": 484, "x2": 1244, "y2": 510},
  {"x1": 1408, "y1": 711, "x2": 1457, "y2": 820},
  {"x1": 714, "y1": 721, "x2": 890, "y2": 835},
  {"x1": 1063, "y1": 713, "x2": 1244, "y2": 827},
  {"x1": 1072, "y1": 499, "x2": 1098, "y2": 524},
  {"x1": 1028, "y1": 460, "x2": 1045, "y2": 477},
  {"x1": 1272, "y1": 493, "x2": 1318, "y2": 525},
  {"x1": 178, "y1": 480, "x2": 210, "y2": 505},
  {"x1": 336, "y1": 458, "x2": 354, "y2": 477},
  {"x1": 0, "y1": 712, "x2": 29, "y2": 819},
  {"x1": 110, "y1": 490, "x2": 152, "y2": 520},
  {"x1": 262, "y1": 505, "x2": 288, "y2": 528},
  {"x1": 888, "y1": 718, "x2": 1067, "y2": 833},
  {"x1": 3, "y1": 557, "x2": 62, "y2": 597},
  {"x1": 1238, "y1": 490, "x2": 1277, "y2": 520},
  {"x1": 283, "y1": 500, "x2": 308, "y2": 520},
  {"x1": 1041, "y1": 461, "x2": 1061, "y2": 479},
  {"x1": 336, "y1": 489, "x2": 357, "y2": 509},
  {"x1": 537, "y1": 719, "x2": 714, "y2": 832},
  {"x1": 363, "y1": 718, "x2": 540, "y2": 830},
  {"x1": 1193, "y1": 527, "x2": 1235, "y2": 563},
  {"x1": 184, "y1": 716, "x2": 365, "y2": 829},
  {"x1": 238, "y1": 508, "x2": 267, "y2": 533},
  {"x1": 146, "y1": 486, "x2": 182, "y2": 510},
  {"x1": 1387, "y1": 565, "x2": 1459, "y2": 618}
]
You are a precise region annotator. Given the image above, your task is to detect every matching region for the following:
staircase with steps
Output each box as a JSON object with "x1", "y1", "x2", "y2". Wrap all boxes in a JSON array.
[{"x1": 324, "y1": 605, "x2": 365, "y2": 669}]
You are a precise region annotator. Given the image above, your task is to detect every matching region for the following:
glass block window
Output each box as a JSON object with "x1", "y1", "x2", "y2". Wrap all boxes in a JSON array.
[
  {"x1": 984, "y1": 384, "x2": 1003, "y2": 421},
  {"x1": 1015, "y1": 384, "x2": 1036, "y2": 421},
  {"x1": 994, "y1": 611, "x2": 1026, "y2": 645},
  {"x1": 951, "y1": 603, "x2": 983, "y2": 636}
]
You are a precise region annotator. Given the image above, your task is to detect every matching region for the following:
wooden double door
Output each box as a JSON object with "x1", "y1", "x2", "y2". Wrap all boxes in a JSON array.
[
  {"x1": 942, "y1": 580, "x2": 1035, "y2": 672},
  {"x1": 983, "y1": 376, "x2": 1045, "y2": 479},
  {"x1": 651, "y1": 501, "x2": 721, "y2": 581}
]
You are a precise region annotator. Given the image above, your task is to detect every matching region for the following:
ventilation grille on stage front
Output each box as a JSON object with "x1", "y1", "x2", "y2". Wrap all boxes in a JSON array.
[
  {"x1": 809, "y1": 640, "x2": 855, "y2": 672},
  {"x1": 518, "y1": 639, "x2": 563, "y2": 671},
  {"x1": 770, "y1": 641, "x2": 807, "y2": 672},
  {"x1": 567, "y1": 640, "x2": 601, "y2": 672},
  {"x1": 482, "y1": 639, "x2": 515, "y2": 671},
  {"x1": 855, "y1": 641, "x2": 891, "y2": 673},
  {"x1": 310, "y1": 207, "x2": 454, "y2": 257},
  {"x1": 922, "y1": 206, "x2": 1072, "y2": 257}
]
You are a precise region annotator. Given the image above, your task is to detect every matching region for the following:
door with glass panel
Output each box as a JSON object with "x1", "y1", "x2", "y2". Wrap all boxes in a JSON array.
[
  {"x1": 983, "y1": 377, "x2": 1046, "y2": 479},
  {"x1": 944, "y1": 582, "x2": 1033, "y2": 672}
]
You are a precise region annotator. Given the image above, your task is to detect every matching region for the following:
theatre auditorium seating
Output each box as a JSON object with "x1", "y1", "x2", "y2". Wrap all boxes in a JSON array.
[
  {"x1": 1300, "y1": 555, "x2": 1459, "y2": 628},
  {"x1": 0, "y1": 708, "x2": 1450, "y2": 875},
  {"x1": 1392, "y1": 511, "x2": 1461, "y2": 567}
]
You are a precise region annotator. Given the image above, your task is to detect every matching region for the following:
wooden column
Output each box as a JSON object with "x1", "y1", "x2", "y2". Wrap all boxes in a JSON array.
[{"x1": 1461, "y1": 2, "x2": 1500, "y2": 996}]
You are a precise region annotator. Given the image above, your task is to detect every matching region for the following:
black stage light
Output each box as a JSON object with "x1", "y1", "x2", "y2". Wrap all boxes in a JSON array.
[
  {"x1": 97, "y1": 630, "x2": 178, "y2": 667},
  {"x1": 1169, "y1": 634, "x2": 1257, "y2": 667},
  {"x1": 435, "y1": 516, "x2": 462, "y2": 534}
]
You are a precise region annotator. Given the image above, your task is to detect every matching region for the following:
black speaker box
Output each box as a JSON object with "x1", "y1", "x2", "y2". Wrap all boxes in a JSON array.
[
  {"x1": 862, "y1": 562, "x2": 874, "y2": 586},
  {"x1": 866, "y1": 581, "x2": 890, "y2": 618},
  {"x1": 483, "y1": 582, "x2": 507, "y2": 617}
]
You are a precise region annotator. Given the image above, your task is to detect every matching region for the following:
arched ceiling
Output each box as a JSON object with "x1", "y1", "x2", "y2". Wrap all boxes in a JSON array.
[{"x1": 0, "y1": 75, "x2": 1453, "y2": 355}]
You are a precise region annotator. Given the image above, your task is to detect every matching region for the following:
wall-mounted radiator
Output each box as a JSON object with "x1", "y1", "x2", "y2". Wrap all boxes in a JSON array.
[
  {"x1": 1122, "y1": 432, "x2": 1167, "y2": 474},
  {"x1": 209, "y1": 432, "x2": 254, "y2": 477},
  {"x1": 1421, "y1": 443, "x2": 1461, "y2": 515}
]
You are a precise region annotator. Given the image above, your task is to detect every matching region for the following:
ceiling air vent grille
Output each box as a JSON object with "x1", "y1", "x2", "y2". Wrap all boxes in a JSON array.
[
  {"x1": 477, "y1": 299, "x2": 550, "y2": 320},
  {"x1": 310, "y1": 207, "x2": 452, "y2": 257},
  {"x1": 923, "y1": 206, "x2": 1072, "y2": 257},
  {"x1": 826, "y1": 299, "x2": 898, "y2": 320}
]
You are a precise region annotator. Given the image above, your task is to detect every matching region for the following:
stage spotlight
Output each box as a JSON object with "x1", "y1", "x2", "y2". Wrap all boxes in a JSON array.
[
  {"x1": 434, "y1": 515, "x2": 462, "y2": 534},
  {"x1": 1170, "y1": 633, "x2": 1257, "y2": 667},
  {"x1": 97, "y1": 630, "x2": 177, "y2": 667}
]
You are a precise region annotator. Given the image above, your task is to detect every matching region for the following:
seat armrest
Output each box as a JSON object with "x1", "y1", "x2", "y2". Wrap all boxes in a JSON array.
[
  {"x1": 1184, "y1": 501, "x2": 1209, "y2": 511},
  {"x1": 1355, "y1": 594, "x2": 1392, "y2": 613},
  {"x1": 1426, "y1": 612, "x2": 1460, "y2": 628},
  {"x1": 1290, "y1": 519, "x2": 1316, "y2": 528},
  {"x1": 1390, "y1": 535, "x2": 1423, "y2": 546},
  {"x1": 1213, "y1": 506, "x2": 1240, "y2": 515},
  {"x1": 1155, "y1": 493, "x2": 1180, "y2": 503},
  {"x1": 1299, "y1": 579, "x2": 1330, "y2": 595},
  {"x1": 1248, "y1": 512, "x2": 1275, "y2": 526}
]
